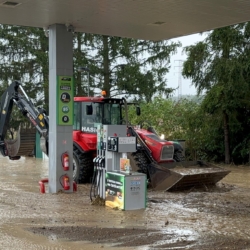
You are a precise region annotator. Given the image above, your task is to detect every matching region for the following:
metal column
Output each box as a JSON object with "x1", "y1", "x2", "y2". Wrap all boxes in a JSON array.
[{"x1": 48, "y1": 24, "x2": 73, "y2": 193}]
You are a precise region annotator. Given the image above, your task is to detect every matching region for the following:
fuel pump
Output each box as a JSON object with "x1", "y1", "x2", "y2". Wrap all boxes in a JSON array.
[
  {"x1": 105, "y1": 125, "x2": 147, "y2": 210},
  {"x1": 90, "y1": 124, "x2": 146, "y2": 210}
]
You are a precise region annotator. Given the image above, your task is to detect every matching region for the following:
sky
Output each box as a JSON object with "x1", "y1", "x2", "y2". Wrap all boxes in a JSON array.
[{"x1": 166, "y1": 33, "x2": 207, "y2": 97}]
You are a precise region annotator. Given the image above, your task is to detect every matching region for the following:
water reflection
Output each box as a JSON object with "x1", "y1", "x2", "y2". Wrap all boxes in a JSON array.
[{"x1": 222, "y1": 166, "x2": 250, "y2": 188}]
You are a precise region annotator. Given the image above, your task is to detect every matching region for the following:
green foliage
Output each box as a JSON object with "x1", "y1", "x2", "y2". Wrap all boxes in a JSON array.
[
  {"x1": 127, "y1": 91, "x2": 250, "y2": 164},
  {"x1": 0, "y1": 25, "x2": 49, "y2": 111},
  {"x1": 182, "y1": 23, "x2": 250, "y2": 164},
  {"x1": 127, "y1": 97, "x2": 206, "y2": 160},
  {"x1": 0, "y1": 25, "x2": 49, "y2": 129}
]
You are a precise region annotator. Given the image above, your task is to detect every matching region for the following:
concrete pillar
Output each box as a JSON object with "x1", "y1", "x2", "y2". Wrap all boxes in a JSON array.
[{"x1": 48, "y1": 24, "x2": 73, "y2": 193}]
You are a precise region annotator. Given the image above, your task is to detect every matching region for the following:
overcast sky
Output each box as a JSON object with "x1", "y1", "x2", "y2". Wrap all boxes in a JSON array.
[{"x1": 167, "y1": 33, "x2": 207, "y2": 96}]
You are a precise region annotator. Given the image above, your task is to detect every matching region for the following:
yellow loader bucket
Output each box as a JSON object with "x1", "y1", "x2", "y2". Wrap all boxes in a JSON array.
[
  {"x1": 5, "y1": 126, "x2": 36, "y2": 157},
  {"x1": 148, "y1": 161, "x2": 230, "y2": 191}
]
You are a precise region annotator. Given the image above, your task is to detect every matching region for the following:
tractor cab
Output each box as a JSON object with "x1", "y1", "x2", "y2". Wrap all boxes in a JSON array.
[{"x1": 73, "y1": 97, "x2": 125, "y2": 134}]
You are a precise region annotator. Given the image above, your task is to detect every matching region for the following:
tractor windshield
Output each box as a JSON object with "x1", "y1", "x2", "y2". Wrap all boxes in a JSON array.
[{"x1": 73, "y1": 101, "x2": 122, "y2": 133}]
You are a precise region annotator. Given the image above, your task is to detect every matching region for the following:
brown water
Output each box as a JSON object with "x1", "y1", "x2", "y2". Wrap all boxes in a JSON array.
[{"x1": 0, "y1": 156, "x2": 250, "y2": 249}]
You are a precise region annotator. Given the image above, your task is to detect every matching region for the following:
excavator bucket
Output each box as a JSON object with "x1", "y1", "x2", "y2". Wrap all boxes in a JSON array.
[
  {"x1": 147, "y1": 161, "x2": 230, "y2": 191},
  {"x1": 5, "y1": 126, "x2": 36, "y2": 158}
]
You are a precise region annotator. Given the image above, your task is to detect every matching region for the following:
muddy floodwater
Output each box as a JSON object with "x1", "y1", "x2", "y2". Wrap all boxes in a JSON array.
[{"x1": 0, "y1": 156, "x2": 250, "y2": 250}]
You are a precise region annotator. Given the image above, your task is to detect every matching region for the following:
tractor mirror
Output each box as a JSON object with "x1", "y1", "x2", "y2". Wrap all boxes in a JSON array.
[
  {"x1": 86, "y1": 104, "x2": 93, "y2": 115},
  {"x1": 136, "y1": 106, "x2": 141, "y2": 116}
]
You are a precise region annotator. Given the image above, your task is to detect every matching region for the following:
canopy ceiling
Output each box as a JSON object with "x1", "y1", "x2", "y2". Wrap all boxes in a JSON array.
[{"x1": 0, "y1": 0, "x2": 250, "y2": 41}]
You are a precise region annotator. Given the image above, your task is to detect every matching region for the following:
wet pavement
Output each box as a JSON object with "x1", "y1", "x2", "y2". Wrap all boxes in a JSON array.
[{"x1": 0, "y1": 156, "x2": 250, "y2": 249}]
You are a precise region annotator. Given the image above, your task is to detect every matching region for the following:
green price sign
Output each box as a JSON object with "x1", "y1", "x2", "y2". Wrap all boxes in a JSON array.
[{"x1": 57, "y1": 76, "x2": 74, "y2": 125}]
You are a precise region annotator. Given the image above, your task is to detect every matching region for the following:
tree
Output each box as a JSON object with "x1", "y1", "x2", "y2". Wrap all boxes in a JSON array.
[
  {"x1": 0, "y1": 25, "x2": 181, "y2": 104},
  {"x1": 0, "y1": 25, "x2": 49, "y2": 111},
  {"x1": 76, "y1": 34, "x2": 181, "y2": 101},
  {"x1": 182, "y1": 24, "x2": 250, "y2": 164}
]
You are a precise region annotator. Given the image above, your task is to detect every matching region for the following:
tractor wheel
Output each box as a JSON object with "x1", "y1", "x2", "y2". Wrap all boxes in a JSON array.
[
  {"x1": 173, "y1": 150, "x2": 185, "y2": 162},
  {"x1": 132, "y1": 151, "x2": 150, "y2": 177},
  {"x1": 73, "y1": 147, "x2": 93, "y2": 184}
]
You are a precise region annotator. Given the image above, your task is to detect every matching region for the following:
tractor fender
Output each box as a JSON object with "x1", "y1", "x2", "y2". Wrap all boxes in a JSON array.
[
  {"x1": 73, "y1": 141, "x2": 89, "y2": 153},
  {"x1": 73, "y1": 131, "x2": 97, "y2": 153}
]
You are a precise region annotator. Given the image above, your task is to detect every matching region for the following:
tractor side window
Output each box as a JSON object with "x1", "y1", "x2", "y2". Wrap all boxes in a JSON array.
[
  {"x1": 81, "y1": 102, "x2": 98, "y2": 133},
  {"x1": 73, "y1": 102, "x2": 81, "y2": 130}
]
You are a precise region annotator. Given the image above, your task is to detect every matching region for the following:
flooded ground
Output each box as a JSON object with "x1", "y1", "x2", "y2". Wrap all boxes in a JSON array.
[{"x1": 0, "y1": 156, "x2": 250, "y2": 249}]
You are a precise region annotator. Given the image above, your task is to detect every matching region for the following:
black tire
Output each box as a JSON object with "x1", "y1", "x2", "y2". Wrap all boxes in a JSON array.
[
  {"x1": 73, "y1": 147, "x2": 94, "y2": 184},
  {"x1": 132, "y1": 151, "x2": 150, "y2": 177},
  {"x1": 174, "y1": 150, "x2": 185, "y2": 162}
]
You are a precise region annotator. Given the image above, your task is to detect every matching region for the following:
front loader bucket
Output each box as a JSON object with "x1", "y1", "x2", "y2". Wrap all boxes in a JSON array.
[
  {"x1": 5, "y1": 127, "x2": 36, "y2": 157},
  {"x1": 148, "y1": 161, "x2": 230, "y2": 191}
]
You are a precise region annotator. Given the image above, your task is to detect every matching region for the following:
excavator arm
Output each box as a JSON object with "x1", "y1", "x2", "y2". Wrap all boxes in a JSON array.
[{"x1": 0, "y1": 81, "x2": 49, "y2": 159}]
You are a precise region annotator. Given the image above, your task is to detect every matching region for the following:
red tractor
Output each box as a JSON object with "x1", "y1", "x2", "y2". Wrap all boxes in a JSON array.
[
  {"x1": 72, "y1": 96, "x2": 229, "y2": 191},
  {"x1": 72, "y1": 96, "x2": 185, "y2": 184}
]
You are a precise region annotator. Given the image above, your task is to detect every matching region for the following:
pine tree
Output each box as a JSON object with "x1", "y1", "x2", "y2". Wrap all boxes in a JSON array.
[
  {"x1": 182, "y1": 23, "x2": 250, "y2": 164},
  {"x1": 0, "y1": 25, "x2": 49, "y2": 110},
  {"x1": 0, "y1": 26, "x2": 180, "y2": 107},
  {"x1": 75, "y1": 34, "x2": 180, "y2": 101}
]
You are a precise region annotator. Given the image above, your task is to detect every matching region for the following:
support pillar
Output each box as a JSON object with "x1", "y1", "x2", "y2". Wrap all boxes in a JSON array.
[{"x1": 48, "y1": 24, "x2": 73, "y2": 193}]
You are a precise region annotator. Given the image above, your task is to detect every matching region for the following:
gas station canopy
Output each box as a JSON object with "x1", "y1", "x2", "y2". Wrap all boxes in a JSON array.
[{"x1": 0, "y1": 0, "x2": 250, "y2": 41}]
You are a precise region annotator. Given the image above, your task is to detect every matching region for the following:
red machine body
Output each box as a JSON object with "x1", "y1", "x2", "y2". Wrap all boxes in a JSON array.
[
  {"x1": 73, "y1": 131, "x2": 97, "y2": 152},
  {"x1": 133, "y1": 128, "x2": 175, "y2": 164}
]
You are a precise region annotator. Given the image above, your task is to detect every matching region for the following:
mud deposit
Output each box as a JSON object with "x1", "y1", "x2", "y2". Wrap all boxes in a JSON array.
[{"x1": 0, "y1": 156, "x2": 250, "y2": 249}]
